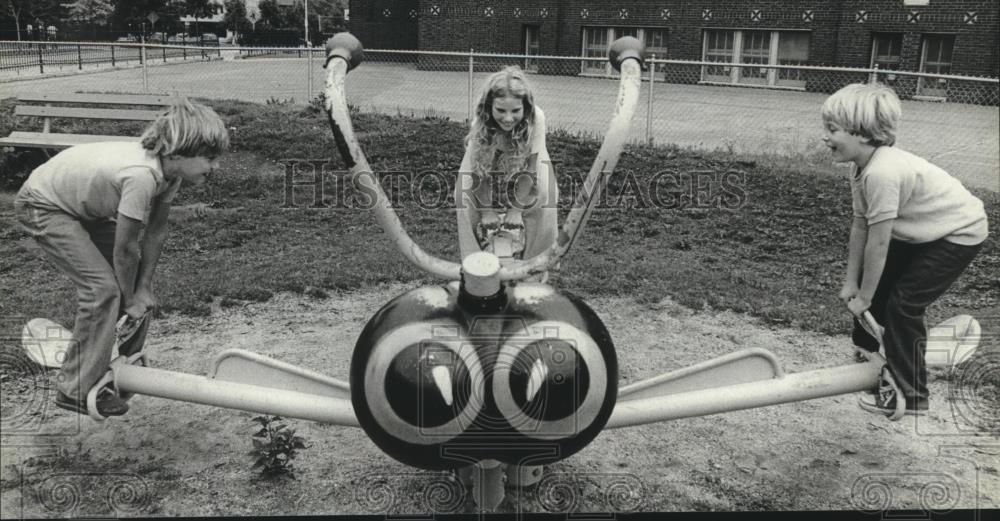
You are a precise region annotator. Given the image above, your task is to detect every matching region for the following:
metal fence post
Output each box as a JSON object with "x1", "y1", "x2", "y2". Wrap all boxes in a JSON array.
[
  {"x1": 78, "y1": 44, "x2": 82, "y2": 70},
  {"x1": 869, "y1": 63, "x2": 879, "y2": 85},
  {"x1": 307, "y1": 46, "x2": 314, "y2": 101},
  {"x1": 468, "y1": 48, "x2": 474, "y2": 124},
  {"x1": 38, "y1": 44, "x2": 44, "y2": 74},
  {"x1": 111, "y1": 44, "x2": 115, "y2": 67},
  {"x1": 646, "y1": 54, "x2": 656, "y2": 145},
  {"x1": 162, "y1": 45, "x2": 166, "y2": 63},
  {"x1": 141, "y1": 41, "x2": 149, "y2": 93}
]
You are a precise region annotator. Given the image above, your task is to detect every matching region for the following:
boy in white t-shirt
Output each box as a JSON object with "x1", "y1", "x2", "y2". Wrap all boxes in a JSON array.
[
  {"x1": 14, "y1": 99, "x2": 229, "y2": 417},
  {"x1": 821, "y1": 83, "x2": 988, "y2": 417}
]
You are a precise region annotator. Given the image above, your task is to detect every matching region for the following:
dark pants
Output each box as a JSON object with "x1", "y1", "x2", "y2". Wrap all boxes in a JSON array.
[{"x1": 852, "y1": 238, "x2": 983, "y2": 402}]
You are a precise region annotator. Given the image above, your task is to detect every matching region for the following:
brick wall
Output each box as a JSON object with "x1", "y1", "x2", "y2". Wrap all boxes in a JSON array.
[
  {"x1": 836, "y1": 0, "x2": 998, "y2": 77},
  {"x1": 348, "y1": 0, "x2": 418, "y2": 50},
  {"x1": 554, "y1": 1, "x2": 841, "y2": 64},
  {"x1": 415, "y1": 1, "x2": 568, "y2": 54},
  {"x1": 349, "y1": 0, "x2": 998, "y2": 79}
]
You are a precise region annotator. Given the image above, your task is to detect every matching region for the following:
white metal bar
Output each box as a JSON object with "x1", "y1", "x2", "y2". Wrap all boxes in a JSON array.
[
  {"x1": 607, "y1": 359, "x2": 882, "y2": 429},
  {"x1": 307, "y1": 44, "x2": 314, "y2": 101},
  {"x1": 141, "y1": 41, "x2": 148, "y2": 93},
  {"x1": 646, "y1": 54, "x2": 655, "y2": 143},
  {"x1": 468, "y1": 48, "x2": 474, "y2": 124},
  {"x1": 113, "y1": 363, "x2": 359, "y2": 426}
]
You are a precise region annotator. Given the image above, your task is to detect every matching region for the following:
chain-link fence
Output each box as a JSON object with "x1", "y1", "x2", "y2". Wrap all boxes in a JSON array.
[{"x1": 2, "y1": 42, "x2": 997, "y2": 190}]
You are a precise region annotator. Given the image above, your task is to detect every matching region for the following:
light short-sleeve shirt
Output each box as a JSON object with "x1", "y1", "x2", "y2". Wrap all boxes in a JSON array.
[
  {"x1": 17, "y1": 141, "x2": 181, "y2": 223},
  {"x1": 851, "y1": 146, "x2": 988, "y2": 245}
]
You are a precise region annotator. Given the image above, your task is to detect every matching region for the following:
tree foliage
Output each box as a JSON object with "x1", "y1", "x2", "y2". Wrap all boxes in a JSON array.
[
  {"x1": 109, "y1": 0, "x2": 183, "y2": 35},
  {"x1": 255, "y1": 0, "x2": 284, "y2": 29},
  {"x1": 254, "y1": 0, "x2": 343, "y2": 34},
  {"x1": 182, "y1": 0, "x2": 219, "y2": 19},
  {"x1": 1, "y1": 0, "x2": 63, "y2": 39},
  {"x1": 62, "y1": 0, "x2": 114, "y2": 27},
  {"x1": 222, "y1": 0, "x2": 249, "y2": 40}
]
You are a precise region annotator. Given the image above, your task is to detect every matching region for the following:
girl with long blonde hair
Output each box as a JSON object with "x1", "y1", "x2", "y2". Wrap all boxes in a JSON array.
[{"x1": 455, "y1": 66, "x2": 557, "y2": 269}]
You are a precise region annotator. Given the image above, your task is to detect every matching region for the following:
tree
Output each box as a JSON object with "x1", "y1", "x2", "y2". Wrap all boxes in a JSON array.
[
  {"x1": 307, "y1": 0, "x2": 344, "y2": 36},
  {"x1": 1, "y1": 0, "x2": 62, "y2": 40},
  {"x1": 110, "y1": 0, "x2": 183, "y2": 38},
  {"x1": 62, "y1": 0, "x2": 114, "y2": 26},
  {"x1": 182, "y1": 0, "x2": 219, "y2": 36},
  {"x1": 256, "y1": 0, "x2": 283, "y2": 30},
  {"x1": 222, "y1": 0, "x2": 248, "y2": 43},
  {"x1": 182, "y1": 0, "x2": 218, "y2": 20}
]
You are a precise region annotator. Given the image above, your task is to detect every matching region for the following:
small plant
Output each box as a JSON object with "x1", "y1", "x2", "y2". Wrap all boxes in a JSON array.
[
  {"x1": 307, "y1": 92, "x2": 327, "y2": 114},
  {"x1": 249, "y1": 416, "x2": 308, "y2": 479},
  {"x1": 265, "y1": 96, "x2": 294, "y2": 106}
]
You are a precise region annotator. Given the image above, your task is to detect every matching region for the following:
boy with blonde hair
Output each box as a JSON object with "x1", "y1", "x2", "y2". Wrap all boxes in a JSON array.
[
  {"x1": 821, "y1": 83, "x2": 987, "y2": 416},
  {"x1": 14, "y1": 98, "x2": 229, "y2": 417}
]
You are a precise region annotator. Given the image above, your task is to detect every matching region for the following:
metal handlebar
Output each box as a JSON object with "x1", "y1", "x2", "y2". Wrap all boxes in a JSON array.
[
  {"x1": 860, "y1": 311, "x2": 885, "y2": 343},
  {"x1": 322, "y1": 33, "x2": 646, "y2": 281}
]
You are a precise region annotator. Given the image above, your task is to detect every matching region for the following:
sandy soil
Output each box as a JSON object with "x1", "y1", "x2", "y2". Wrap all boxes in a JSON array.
[{"x1": 2, "y1": 285, "x2": 998, "y2": 516}]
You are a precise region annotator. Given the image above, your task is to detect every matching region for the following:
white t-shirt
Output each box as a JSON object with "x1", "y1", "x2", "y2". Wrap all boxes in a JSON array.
[
  {"x1": 851, "y1": 146, "x2": 988, "y2": 246},
  {"x1": 17, "y1": 142, "x2": 181, "y2": 222}
]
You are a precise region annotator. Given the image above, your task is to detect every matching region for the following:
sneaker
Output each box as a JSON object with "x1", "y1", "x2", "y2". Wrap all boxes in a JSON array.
[
  {"x1": 858, "y1": 393, "x2": 928, "y2": 416},
  {"x1": 54, "y1": 388, "x2": 129, "y2": 417},
  {"x1": 857, "y1": 369, "x2": 927, "y2": 419}
]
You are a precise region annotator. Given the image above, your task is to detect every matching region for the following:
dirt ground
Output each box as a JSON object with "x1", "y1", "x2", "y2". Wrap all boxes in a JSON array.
[{"x1": 1, "y1": 285, "x2": 998, "y2": 516}]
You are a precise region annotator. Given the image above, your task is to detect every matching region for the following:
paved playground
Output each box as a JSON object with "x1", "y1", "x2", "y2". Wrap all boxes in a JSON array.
[{"x1": 2, "y1": 57, "x2": 997, "y2": 191}]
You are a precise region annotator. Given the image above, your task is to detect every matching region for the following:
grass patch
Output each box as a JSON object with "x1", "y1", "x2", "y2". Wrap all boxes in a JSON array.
[{"x1": 1, "y1": 96, "x2": 997, "y2": 344}]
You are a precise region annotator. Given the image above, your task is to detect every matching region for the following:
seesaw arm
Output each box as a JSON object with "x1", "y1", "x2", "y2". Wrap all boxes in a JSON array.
[
  {"x1": 87, "y1": 350, "x2": 360, "y2": 426},
  {"x1": 607, "y1": 348, "x2": 884, "y2": 429}
]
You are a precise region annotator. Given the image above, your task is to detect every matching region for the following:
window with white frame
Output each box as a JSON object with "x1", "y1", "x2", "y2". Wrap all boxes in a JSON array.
[
  {"x1": 645, "y1": 28, "x2": 668, "y2": 80},
  {"x1": 918, "y1": 34, "x2": 955, "y2": 98},
  {"x1": 776, "y1": 32, "x2": 810, "y2": 86},
  {"x1": 523, "y1": 25, "x2": 540, "y2": 72},
  {"x1": 739, "y1": 30, "x2": 771, "y2": 84},
  {"x1": 701, "y1": 29, "x2": 810, "y2": 88},
  {"x1": 581, "y1": 26, "x2": 668, "y2": 76},
  {"x1": 582, "y1": 26, "x2": 609, "y2": 74},
  {"x1": 644, "y1": 28, "x2": 667, "y2": 57},
  {"x1": 871, "y1": 33, "x2": 903, "y2": 70},
  {"x1": 703, "y1": 29, "x2": 735, "y2": 82}
]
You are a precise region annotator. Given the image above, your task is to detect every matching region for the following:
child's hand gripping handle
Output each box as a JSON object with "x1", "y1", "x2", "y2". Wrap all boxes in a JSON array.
[{"x1": 116, "y1": 313, "x2": 148, "y2": 348}]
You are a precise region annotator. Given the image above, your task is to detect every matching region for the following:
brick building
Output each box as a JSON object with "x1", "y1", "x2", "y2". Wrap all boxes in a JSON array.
[{"x1": 349, "y1": 1, "x2": 998, "y2": 97}]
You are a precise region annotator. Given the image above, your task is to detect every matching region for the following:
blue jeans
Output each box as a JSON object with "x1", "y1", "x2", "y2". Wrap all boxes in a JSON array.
[
  {"x1": 852, "y1": 238, "x2": 983, "y2": 402},
  {"x1": 14, "y1": 198, "x2": 149, "y2": 401}
]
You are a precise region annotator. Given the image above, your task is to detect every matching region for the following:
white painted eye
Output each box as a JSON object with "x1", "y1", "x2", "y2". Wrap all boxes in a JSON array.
[
  {"x1": 491, "y1": 320, "x2": 608, "y2": 440},
  {"x1": 364, "y1": 321, "x2": 484, "y2": 445}
]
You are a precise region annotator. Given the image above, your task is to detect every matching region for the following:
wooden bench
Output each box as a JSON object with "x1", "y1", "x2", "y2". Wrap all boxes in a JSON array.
[{"x1": 0, "y1": 93, "x2": 177, "y2": 150}]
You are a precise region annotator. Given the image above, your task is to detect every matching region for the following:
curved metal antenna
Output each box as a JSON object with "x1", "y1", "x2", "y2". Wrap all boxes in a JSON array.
[
  {"x1": 323, "y1": 38, "x2": 462, "y2": 279},
  {"x1": 322, "y1": 34, "x2": 645, "y2": 281},
  {"x1": 498, "y1": 38, "x2": 644, "y2": 280}
]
